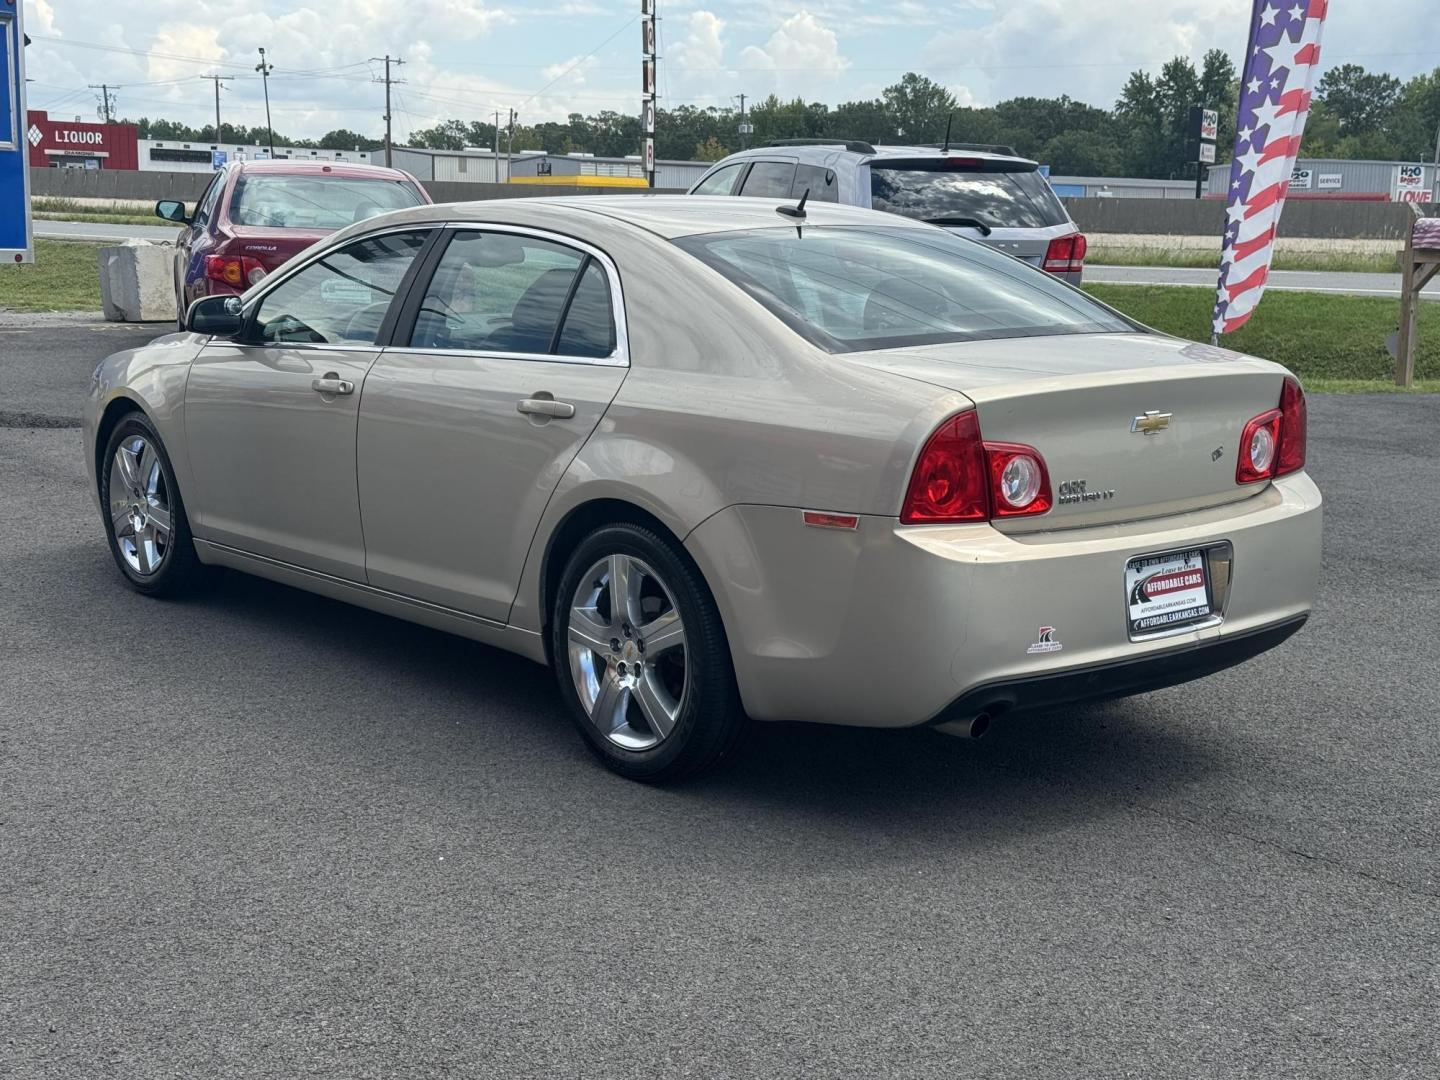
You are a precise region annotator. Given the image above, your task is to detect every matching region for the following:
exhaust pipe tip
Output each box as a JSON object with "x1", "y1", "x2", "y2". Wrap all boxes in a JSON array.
[{"x1": 968, "y1": 712, "x2": 992, "y2": 739}]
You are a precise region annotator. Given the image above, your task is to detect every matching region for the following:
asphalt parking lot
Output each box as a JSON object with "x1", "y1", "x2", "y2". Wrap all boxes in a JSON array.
[{"x1": 2, "y1": 318, "x2": 1437, "y2": 1079}]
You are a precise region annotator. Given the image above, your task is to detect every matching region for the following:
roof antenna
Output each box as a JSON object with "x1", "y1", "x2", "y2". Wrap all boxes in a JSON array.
[
  {"x1": 776, "y1": 187, "x2": 810, "y2": 220},
  {"x1": 942, "y1": 112, "x2": 954, "y2": 154}
]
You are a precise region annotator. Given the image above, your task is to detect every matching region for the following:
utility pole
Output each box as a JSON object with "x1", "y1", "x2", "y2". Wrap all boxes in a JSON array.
[
  {"x1": 371, "y1": 55, "x2": 405, "y2": 168},
  {"x1": 506, "y1": 108, "x2": 517, "y2": 182},
  {"x1": 88, "y1": 84, "x2": 114, "y2": 123},
  {"x1": 734, "y1": 93, "x2": 750, "y2": 150},
  {"x1": 200, "y1": 75, "x2": 235, "y2": 143},
  {"x1": 492, "y1": 110, "x2": 503, "y2": 179},
  {"x1": 255, "y1": 48, "x2": 275, "y2": 156}
]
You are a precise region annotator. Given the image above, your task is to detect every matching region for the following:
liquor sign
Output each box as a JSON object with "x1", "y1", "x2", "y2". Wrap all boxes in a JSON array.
[
  {"x1": 23, "y1": 110, "x2": 140, "y2": 169},
  {"x1": 641, "y1": 0, "x2": 656, "y2": 187},
  {"x1": 1, "y1": 0, "x2": 33, "y2": 263}
]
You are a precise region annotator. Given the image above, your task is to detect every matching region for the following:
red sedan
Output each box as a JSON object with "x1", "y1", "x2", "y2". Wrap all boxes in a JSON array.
[{"x1": 156, "y1": 159, "x2": 431, "y2": 324}]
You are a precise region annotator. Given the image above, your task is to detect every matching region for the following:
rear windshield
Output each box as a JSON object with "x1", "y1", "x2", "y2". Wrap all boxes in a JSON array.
[
  {"x1": 229, "y1": 174, "x2": 424, "y2": 230},
  {"x1": 869, "y1": 162, "x2": 1069, "y2": 230},
  {"x1": 673, "y1": 226, "x2": 1133, "y2": 353}
]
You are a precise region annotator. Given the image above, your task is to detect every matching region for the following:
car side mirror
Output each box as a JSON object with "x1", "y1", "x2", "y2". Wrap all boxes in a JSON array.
[
  {"x1": 187, "y1": 295, "x2": 245, "y2": 337},
  {"x1": 155, "y1": 200, "x2": 191, "y2": 225}
]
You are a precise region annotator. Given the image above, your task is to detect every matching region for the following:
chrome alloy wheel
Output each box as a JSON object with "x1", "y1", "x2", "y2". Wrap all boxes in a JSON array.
[
  {"x1": 567, "y1": 554, "x2": 688, "y2": 751},
  {"x1": 107, "y1": 434, "x2": 173, "y2": 576}
]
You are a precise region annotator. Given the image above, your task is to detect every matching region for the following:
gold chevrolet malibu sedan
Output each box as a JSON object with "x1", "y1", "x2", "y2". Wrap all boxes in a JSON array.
[{"x1": 84, "y1": 196, "x2": 1321, "y2": 780}]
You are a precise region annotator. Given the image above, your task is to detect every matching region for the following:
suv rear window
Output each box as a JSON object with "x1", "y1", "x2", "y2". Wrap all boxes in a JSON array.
[
  {"x1": 674, "y1": 226, "x2": 1132, "y2": 353},
  {"x1": 869, "y1": 161, "x2": 1069, "y2": 230},
  {"x1": 230, "y1": 174, "x2": 425, "y2": 230}
]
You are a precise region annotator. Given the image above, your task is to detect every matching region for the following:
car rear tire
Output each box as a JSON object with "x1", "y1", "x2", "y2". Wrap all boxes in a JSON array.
[
  {"x1": 551, "y1": 523, "x2": 748, "y2": 782},
  {"x1": 100, "y1": 412, "x2": 213, "y2": 597}
]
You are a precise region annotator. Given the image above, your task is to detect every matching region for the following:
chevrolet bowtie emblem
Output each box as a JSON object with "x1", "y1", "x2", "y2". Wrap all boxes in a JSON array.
[{"x1": 1131, "y1": 411, "x2": 1173, "y2": 435}]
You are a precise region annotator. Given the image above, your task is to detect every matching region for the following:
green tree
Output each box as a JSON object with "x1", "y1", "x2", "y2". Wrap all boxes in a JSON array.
[
  {"x1": 693, "y1": 137, "x2": 729, "y2": 161},
  {"x1": 1316, "y1": 64, "x2": 1403, "y2": 137},
  {"x1": 882, "y1": 73, "x2": 958, "y2": 142}
]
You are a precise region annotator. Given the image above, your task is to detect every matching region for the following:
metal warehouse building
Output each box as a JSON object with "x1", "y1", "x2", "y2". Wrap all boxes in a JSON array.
[{"x1": 1206, "y1": 158, "x2": 1438, "y2": 202}]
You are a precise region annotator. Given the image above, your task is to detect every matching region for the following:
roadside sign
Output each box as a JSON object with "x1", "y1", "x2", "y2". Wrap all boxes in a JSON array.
[
  {"x1": 1318, "y1": 172, "x2": 1342, "y2": 190},
  {"x1": 1394, "y1": 163, "x2": 1427, "y2": 203},
  {"x1": 0, "y1": 0, "x2": 34, "y2": 264},
  {"x1": 643, "y1": 99, "x2": 655, "y2": 134},
  {"x1": 644, "y1": 137, "x2": 654, "y2": 174},
  {"x1": 1188, "y1": 104, "x2": 1218, "y2": 166},
  {"x1": 1290, "y1": 167, "x2": 1313, "y2": 189},
  {"x1": 1199, "y1": 141, "x2": 1217, "y2": 164},
  {"x1": 211, "y1": 149, "x2": 227, "y2": 170},
  {"x1": 1199, "y1": 109, "x2": 1219, "y2": 142}
]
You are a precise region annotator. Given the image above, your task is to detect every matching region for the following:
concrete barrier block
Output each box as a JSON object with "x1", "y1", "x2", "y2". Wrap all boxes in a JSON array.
[{"x1": 97, "y1": 242, "x2": 174, "y2": 323}]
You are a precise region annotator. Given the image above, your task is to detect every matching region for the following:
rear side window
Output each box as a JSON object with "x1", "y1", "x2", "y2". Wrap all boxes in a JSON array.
[
  {"x1": 674, "y1": 226, "x2": 1132, "y2": 353},
  {"x1": 409, "y1": 231, "x2": 616, "y2": 358},
  {"x1": 738, "y1": 161, "x2": 797, "y2": 198},
  {"x1": 792, "y1": 164, "x2": 839, "y2": 203},
  {"x1": 869, "y1": 162, "x2": 1069, "y2": 229},
  {"x1": 692, "y1": 162, "x2": 744, "y2": 196}
]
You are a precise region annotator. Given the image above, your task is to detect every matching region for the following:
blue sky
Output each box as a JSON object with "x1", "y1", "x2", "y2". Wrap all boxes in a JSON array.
[{"x1": 21, "y1": 0, "x2": 1434, "y2": 140}]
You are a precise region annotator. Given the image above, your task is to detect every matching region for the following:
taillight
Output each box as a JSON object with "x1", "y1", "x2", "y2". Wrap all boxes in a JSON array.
[
  {"x1": 1276, "y1": 376, "x2": 1306, "y2": 476},
  {"x1": 1236, "y1": 376, "x2": 1307, "y2": 484},
  {"x1": 901, "y1": 412, "x2": 1052, "y2": 524},
  {"x1": 1043, "y1": 232, "x2": 1086, "y2": 274},
  {"x1": 204, "y1": 254, "x2": 267, "y2": 288},
  {"x1": 901, "y1": 412, "x2": 989, "y2": 523},
  {"x1": 986, "y1": 443, "x2": 1053, "y2": 516}
]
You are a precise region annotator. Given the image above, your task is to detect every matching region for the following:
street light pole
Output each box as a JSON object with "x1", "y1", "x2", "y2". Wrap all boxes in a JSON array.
[{"x1": 255, "y1": 48, "x2": 275, "y2": 156}]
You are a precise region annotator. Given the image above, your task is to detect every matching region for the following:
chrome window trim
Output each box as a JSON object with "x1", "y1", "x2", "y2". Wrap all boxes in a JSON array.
[{"x1": 232, "y1": 219, "x2": 630, "y2": 368}]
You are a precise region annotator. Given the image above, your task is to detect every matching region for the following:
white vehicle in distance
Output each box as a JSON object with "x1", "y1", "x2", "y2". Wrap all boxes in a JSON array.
[{"x1": 689, "y1": 139, "x2": 1088, "y2": 283}]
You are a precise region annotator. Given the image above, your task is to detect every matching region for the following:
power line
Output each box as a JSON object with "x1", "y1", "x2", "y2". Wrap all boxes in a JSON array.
[{"x1": 88, "y1": 83, "x2": 116, "y2": 123}]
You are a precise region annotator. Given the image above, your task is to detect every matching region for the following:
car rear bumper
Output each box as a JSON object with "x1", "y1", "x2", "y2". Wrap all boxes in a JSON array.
[{"x1": 684, "y1": 472, "x2": 1321, "y2": 728}]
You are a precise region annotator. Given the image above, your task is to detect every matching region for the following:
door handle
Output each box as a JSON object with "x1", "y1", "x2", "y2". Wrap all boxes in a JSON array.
[
  {"x1": 312, "y1": 374, "x2": 355, "y2": 396},
  {"x1": 517, "y1": 397, "x2": 576, "y2": 419}
]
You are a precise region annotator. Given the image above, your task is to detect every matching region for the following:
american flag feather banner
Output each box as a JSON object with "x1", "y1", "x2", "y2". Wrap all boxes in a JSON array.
[{"x1": 1213, "y1": 0, "x2": 1330, "y2": 336}]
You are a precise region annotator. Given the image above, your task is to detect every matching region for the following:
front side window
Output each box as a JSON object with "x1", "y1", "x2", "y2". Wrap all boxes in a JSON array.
[
  {"x1": 691, "y1": 162, "x2": 744, "y2": 196},
  {"x1": 409, "y1": 231, "x2": 617, "y2": 358},
  {"x1": 738, "y1": 161, "x2": 798, "y2": 198},
  {"x1": 674, "y1": 226, "x2": 1133, "y2": 353},
  {"x1": 869, "y1": 162, "x2": 1070, "y2": 230},
  {"x1": 252, "y1": 231, "x2": 429, "y2": 345},
  {"x1": 193, "y1": 173, "x2": 225, "y2": 227},
  {"x1": 229, "y1": 174, "x2": 425, "y2": 229}
]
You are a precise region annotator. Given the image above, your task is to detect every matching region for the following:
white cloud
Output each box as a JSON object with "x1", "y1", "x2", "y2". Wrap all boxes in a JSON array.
[
  {"x1": 670, "y1": 11, "x2": 727, "y2": 72},
  {"x1": 740, "y1": 10, "x2": 849, "y2": 96}
]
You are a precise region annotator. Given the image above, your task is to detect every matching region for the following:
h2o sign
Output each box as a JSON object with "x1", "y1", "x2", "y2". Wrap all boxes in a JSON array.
[{"x1": 1395, "y1": 164, "x2": 1428, "y2": 203}]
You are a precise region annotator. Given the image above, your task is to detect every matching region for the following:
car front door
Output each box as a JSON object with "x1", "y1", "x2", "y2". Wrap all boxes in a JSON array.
[
  {"x1": 184, "y1": 228, "x2": 433, "y2": 581},
  {"x1": 357, "y1": 227, "x2": 628, "y2": 623}
]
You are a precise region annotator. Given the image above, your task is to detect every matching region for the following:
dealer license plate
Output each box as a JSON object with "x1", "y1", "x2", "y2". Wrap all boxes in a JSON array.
[{"x1": 1125, "y1": 549, "x2": 1212, "y2": 636}]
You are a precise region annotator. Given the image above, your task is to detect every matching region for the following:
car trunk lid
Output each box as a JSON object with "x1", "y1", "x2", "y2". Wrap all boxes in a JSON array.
[
  {"x1": 223, "y1": 225, "x2": 332, "y2": 273},
  {"x1": 848, "y1": 333, "x2": 1291, "y2": 529}
]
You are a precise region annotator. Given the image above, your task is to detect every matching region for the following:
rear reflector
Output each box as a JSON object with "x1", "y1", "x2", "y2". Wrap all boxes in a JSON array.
[{"x1": 802, "y1": 511, "x2": 859, "y2": 530}]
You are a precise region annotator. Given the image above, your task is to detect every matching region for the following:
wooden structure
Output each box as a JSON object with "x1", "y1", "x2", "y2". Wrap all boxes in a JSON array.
[{"x1": 1396, "y1": 211, "x2": 1440, "y2": 387}]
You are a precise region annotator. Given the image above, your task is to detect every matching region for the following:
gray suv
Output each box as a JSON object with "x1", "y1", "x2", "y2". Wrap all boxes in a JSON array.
[{"x1": 688, "y1": 140, "x2": 1087, "y2": 284}]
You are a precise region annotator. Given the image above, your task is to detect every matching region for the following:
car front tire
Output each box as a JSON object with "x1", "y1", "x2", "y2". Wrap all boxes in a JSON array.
[
  {"x1": 100, "y1": 411, "x2": 212, "y2": 597},
  {"x1": 551, "y1": 523, "x2": 748, "y2": 782}
]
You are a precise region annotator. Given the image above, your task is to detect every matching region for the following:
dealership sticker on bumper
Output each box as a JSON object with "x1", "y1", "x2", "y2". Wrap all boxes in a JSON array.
[{"x1": 1126, "y1": 549, "x2": 1211, "y2": 634}]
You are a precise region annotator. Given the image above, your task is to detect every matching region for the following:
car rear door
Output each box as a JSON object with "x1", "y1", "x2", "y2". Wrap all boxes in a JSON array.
[
  {"x1": 356, "y1": 226, "x2": 628, "y2": 624},
  {"x1": 184, "y1": 228, "x2": 434, "y2": 581}
]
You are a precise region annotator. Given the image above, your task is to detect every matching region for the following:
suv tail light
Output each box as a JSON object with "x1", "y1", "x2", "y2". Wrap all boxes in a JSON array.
[
  {"x1": 1043, "y1": 232, "x2": 1087, "y2": 274},
  {"x1": 205, "y1": 254, "x2": 267, "y2": 289},
  {"x1": 901, "y1": 412, "x2": 1052, "y2": 524},
  {"x1": 1237, "y1": 377, "x2": 1307, "y2": 484}
]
